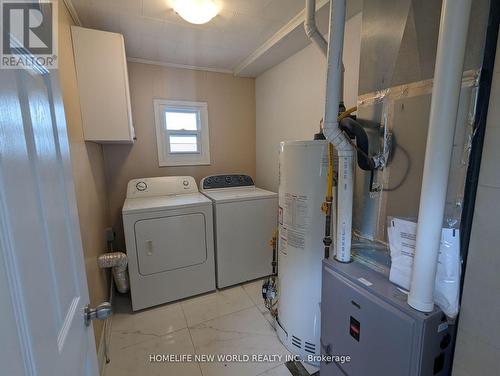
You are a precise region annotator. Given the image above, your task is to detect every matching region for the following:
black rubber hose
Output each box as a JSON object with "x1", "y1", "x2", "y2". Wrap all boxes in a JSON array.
[{"x1": 339, "y1": 118, "x2": 375, "y2": 171}]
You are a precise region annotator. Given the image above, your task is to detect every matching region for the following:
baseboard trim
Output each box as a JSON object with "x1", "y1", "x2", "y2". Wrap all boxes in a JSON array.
[
  {"x1": 99, "y1": 282, "x2": 115, "y2": 376},
  {"x1": 97, "y1": 322, "x2": 107, "y2": 376}
]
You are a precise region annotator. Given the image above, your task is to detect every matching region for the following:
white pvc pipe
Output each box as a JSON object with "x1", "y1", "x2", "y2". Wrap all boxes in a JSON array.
[
  {"x1": 305, "y1": 0, "x2": 328, "y2": 56},
  {"x1": 322, "y1": 0, "x2": 350, "y2": 151},
  {"x1": 320, "y1": 0, "x2": 354, "y2": 262},
  {"x1": 408, "y1": 0, "x2": 472, "y2": 312},
  {"x1": 336, "y1": 153, "x2": 354, "y2": 262}
]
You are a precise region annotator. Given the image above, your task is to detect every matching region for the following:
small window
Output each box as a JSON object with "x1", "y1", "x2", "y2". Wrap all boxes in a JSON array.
[{"x1": 153, "y1": 100, "x2": 210, "y2": 166}]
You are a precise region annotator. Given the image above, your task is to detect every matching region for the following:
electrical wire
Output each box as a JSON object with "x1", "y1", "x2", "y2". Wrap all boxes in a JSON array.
[{"x1": 383, "y1": 144, "x2": 411, "y2": 192}]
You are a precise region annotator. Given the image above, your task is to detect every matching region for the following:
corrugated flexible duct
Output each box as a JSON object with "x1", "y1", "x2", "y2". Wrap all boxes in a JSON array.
[{"x1": 97, "y1": 252, "x2": 129, "y2": 293}]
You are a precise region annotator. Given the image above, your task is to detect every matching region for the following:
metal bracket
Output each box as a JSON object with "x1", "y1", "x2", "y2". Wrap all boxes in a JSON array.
[{"x1": 84, "y1": 302, "x2": 112, "y2": 326}]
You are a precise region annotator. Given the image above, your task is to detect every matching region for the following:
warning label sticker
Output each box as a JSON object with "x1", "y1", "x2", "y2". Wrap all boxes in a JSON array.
[
  {"x1": 287, "y1": 228, "x2": 305, "y2": 249},
  {"x1": 278, "y1": 225, "x2": 288, "y2": 255},
  {"x1": 283, "y1": 193, "x2": 310, "y2": 230},
  {"x1": 279, "y1": 192, "x2": 311, "y2": 251}
]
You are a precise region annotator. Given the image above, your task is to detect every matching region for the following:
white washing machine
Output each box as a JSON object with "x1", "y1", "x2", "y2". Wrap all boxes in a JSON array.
[
  {"x1": 122, "y1": 176, "x2": 215, "y2": 311},
  {"x1": 200, "y1": 174, "x2": 278, "y2": 288}
]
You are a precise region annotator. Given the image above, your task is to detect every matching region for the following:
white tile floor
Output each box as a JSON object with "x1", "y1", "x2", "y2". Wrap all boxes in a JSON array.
[{"x1": 104, "y1": 279, "x2": 319, "y2": 376}]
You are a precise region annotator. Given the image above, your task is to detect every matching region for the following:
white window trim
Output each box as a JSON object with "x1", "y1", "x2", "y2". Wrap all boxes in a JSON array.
[{"x1": 153, "y1": 99, "x2": 211, "y2": 166}]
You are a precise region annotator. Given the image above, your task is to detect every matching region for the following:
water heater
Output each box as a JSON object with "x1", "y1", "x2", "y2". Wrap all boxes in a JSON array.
[{"x1": 276, "y1": 140, "x2": 329, "y2": 362}]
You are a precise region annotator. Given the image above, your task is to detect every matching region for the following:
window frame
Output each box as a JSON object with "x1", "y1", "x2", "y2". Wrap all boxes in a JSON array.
[{"x1": 153, "y1": 99, "x2": 211, "y2": 166}]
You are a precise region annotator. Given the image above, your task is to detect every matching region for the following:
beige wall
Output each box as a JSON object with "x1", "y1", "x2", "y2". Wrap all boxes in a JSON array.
[
  {"x1": 103, "y1": 63, "x2": 256, "y2": 248},
  {"x1": 255, "y1": 12, "x2": 362, "y2": 191},
  {"x1": 452, "y1": 34, "x2": 500, "y2": 376},
  {"x1": 58, "y1": 0, "x2": 110, "y2": 347}
]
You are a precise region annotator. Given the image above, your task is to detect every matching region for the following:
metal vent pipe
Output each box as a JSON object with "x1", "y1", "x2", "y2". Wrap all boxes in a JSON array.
[{"x1": 97, "y1": 252, "x2": 129, "y2": 294}]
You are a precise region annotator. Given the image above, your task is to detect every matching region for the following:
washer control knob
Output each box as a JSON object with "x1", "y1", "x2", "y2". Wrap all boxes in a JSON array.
[
  {"x1": 136, "y1": 181, "x2": 147, "y2": 191},
  {"x1": 225, "y1": 176, "x2": 232, "y2": 183},
  {"x1": 182, "y1": 179, "x2": 189, "y2": 187}
]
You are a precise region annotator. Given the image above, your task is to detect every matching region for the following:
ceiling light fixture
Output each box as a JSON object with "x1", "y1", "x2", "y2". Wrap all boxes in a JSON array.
[{"x1": 172, "y1": 0, "x2": 220, "y2": 25}]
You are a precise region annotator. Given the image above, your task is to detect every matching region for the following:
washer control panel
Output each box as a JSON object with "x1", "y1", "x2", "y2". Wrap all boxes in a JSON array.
[{"x1": 202, "y1": 174, "x2": 254, "y2": 190}]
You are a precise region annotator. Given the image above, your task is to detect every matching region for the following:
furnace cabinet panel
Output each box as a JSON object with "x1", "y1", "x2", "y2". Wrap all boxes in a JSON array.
[{"x1": 321, "y1": 259, "x2": 454, "y2": 376}]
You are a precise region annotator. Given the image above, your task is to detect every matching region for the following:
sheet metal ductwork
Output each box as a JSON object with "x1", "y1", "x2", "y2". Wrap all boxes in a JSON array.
[{"x1": 353, "y1": 0, "x2": 489, "y2": 243}]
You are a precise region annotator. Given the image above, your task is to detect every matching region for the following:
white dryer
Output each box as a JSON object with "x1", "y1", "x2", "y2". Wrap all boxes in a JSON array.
[
  {"x1": 123, "y1": 176, "x2": 215, "y2": 311},
  {"x1": 200, "y1": 174, "x2": 278, "y2": 288}
]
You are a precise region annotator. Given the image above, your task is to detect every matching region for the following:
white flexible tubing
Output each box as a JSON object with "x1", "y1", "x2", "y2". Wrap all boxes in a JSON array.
[{"x1": 408, "y1": 0, "x2": 472, "y2": 312}]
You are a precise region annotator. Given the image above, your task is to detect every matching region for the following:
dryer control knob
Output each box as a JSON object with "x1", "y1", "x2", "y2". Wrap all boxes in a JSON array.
[
  {"x1": 136, "y1": 181, "x2": 147, "y2": 191},
  {"x1": 183, "y1": 180, "x2": 189, "y2": 187}
]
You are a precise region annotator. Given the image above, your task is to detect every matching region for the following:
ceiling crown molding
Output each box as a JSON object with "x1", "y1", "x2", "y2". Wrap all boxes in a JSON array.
[
  {"x1": 62, "y1": 0, "x2": 82, "y2": 26},
  {"x1": 126, "y1": 57, "x2": 234, "y2": 75}
]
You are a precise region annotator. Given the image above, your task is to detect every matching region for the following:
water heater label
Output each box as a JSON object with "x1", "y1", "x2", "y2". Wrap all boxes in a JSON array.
[
  {"x1": 282, "y1": 193, "x2": 310, "y2": 250},
  {"x1": 287, "y1": 229, "x2": 305, "y2": 249},
  {"x1": 278, "y1": 225, "x2": 288, "y2": 255},
  {"x1": 279, "y1": 225, "x2": 306, "y2": 250},
  {"x1": 283, "y1": 193, "x2": 310, "y2": 230}
]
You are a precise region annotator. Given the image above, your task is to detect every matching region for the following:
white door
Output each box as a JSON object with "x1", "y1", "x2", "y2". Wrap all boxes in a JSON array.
[{"x1": 0, "y1": 66, "x2": 99, "y2": 375}]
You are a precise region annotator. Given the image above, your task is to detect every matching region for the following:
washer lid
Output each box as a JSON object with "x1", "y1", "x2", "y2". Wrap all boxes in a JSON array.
[
  {"x1": 201, "y1": 187, "x2": 277, "y2": 204},
  {"x1": 122, "y1": 193, "x2": 211, "y2": 215}
]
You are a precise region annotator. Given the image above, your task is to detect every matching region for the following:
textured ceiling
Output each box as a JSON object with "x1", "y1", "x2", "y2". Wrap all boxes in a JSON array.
[{"x1": 70, "y1": 0, "x2": 306, "y2": 72}]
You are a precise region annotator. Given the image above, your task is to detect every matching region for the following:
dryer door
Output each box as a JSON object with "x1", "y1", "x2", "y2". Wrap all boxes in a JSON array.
[{"x1": 134, "y1": 213, "x2": 208, "y2": 275}]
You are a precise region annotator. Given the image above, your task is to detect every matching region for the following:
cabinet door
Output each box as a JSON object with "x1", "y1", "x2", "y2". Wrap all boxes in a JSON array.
[{"x1": 71, "y1": 26, "x2": 134, "y2": 142}]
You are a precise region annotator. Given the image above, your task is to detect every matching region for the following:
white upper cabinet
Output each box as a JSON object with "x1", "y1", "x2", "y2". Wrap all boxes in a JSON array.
[{"x1": 71, "y1": 26, "x2": 135, "y2": 143}]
